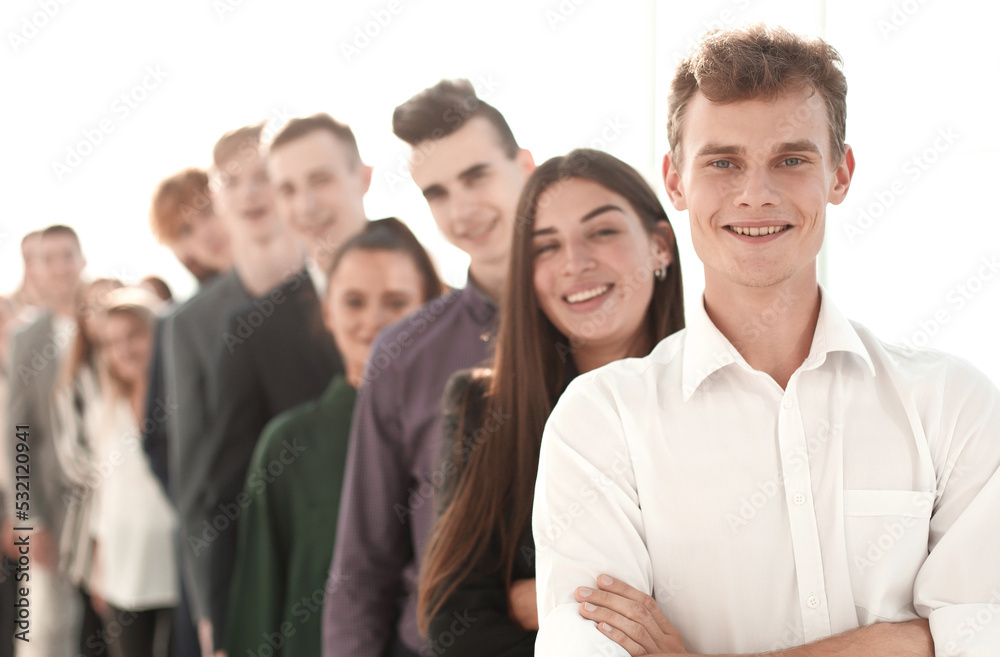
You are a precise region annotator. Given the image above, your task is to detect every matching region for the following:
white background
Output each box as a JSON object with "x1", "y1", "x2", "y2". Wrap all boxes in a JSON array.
[{"x1": 2, "y1": 0, "x2": 997, "y2": 384}]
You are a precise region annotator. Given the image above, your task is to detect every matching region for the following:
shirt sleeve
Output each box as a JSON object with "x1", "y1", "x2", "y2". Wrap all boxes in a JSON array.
[
  {"x1": 323, "y1": 354, "x2": 408, "y2": 657},
  {"x1": 224, "y1": 426, "x2": 288, "y2": 657},
  {"x1": 912, "y1": 360, "x2": 1000, "y2": 656},
  {"x1": 532, "y1": 374, "x2": 649, "y2": 657}
]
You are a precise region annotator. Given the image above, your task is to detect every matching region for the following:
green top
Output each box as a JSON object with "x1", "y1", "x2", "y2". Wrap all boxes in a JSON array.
[{"x1": 225, "y1": 376, "x2": 357, "y2": 657}]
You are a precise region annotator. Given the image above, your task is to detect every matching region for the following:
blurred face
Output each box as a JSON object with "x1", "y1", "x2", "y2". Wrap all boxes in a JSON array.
[
  {"x1": 213, "y1": 148, "x2": 283, "y2": 243},
  {"x1": 323, "y1": 249, "x2": 425, "y2": 386},
  {"x1": 21, "y1": 235, "x2": 43, "y2": 291},
  {"x1": 103, "y1": 312, "x2": 153, "y2": 387},
  {"x1": 532, "y1": 178, "x2": 670, "y2": 359},
  {"x1": 80, "y1": 281, "x2": 121, "y2": 342},
  {"x1": 170, "y1": 205, "x2": 231, "y2": 275},
  {"x1": 40, "y1": 233, "x2": 86, "y2": 303},
  {"x1": 663, "y1": 88, "x2": 853, "y2": 292},
  {"x1": 269, "y1": 130, "x2": 371, "y2": 255},
  {"x1": 408, "y1": 117, "x2": 533, "y2": 268}
]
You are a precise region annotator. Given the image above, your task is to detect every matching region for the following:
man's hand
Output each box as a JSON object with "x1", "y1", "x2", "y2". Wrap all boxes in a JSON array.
[
  {"x1": 508, "y1": 577, "x2": 539, "y2": 631},
  {"x1": 198, "y1": 618, "x2": 215, "y2": 657},
  {"x1": 575, "y1": 574, "x2": 687, "y2": 656}
]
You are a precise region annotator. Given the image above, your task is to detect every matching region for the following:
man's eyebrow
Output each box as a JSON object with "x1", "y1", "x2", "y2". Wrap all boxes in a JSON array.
[
  {"x1": 420, "y1": 183, "x2": 445, "y2": 199},
  {"x1": 773, "y1": 140, "x2": 821, "y2": 155},
  {"x1": 694, "y1": 143, "x2": 745, "y2": 158},
  {"x1": 458, "y1": 163, "x2": 490, "y2": 182}
]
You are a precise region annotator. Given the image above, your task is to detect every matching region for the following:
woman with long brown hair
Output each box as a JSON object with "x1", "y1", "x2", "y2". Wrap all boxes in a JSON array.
[{"x1": 418, "y1": 149, "x2": 685, "y2": 654}]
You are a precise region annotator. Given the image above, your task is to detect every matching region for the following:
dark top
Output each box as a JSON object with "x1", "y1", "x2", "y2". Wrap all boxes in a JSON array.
[
  {"x1": 142, "y1": 315, "x2": 170, "y2": 492},
  {"x1": 203, "y1": 268, "x2": 343, "y2": 646},
  {"x1": 225, "y1": 376, "x2": 357, "y2": 657},
  {"x1": 428, "y1": 368, "x2": 536, "y2": 657},
  {"x1": 165, "y1": 269, "x2": 252, "y2": 620},
  {"x1": 323, "y1": 279, "x2": 497, "y2": 657}
]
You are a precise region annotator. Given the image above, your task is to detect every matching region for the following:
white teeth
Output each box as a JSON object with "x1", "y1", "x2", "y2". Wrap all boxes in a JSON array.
[
  {"x1": 565, "y1": 284, "x2": 612, "y2": 304},
  {"x1": 730, "y1": 225, "x2": 788, "y2": 236}
]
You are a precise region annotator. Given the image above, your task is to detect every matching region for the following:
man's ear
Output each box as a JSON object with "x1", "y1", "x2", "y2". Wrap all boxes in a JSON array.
[
  {"x1": 515, "y1": 148, "x2": 536, "y2": 179},
  {"x1": 828, "y1": 144, "x2": 855, "y2": 206},
  {"x1": 359, "y1": 163, "x2": 374, "y2": 195},
  {"x1": 662, "y1": 152, "x2": 687, "y2": 211}
]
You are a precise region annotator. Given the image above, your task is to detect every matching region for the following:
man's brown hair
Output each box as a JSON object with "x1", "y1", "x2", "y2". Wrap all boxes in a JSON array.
[
  {"x1": 392, "y1": 78, "x2": 519, "y2": 157},
  {"x1": 149, "y1": 167, "x2": 212, "y2": 245},
  {"x1": 212, "y1": 122, "x2": 266, "y2": 173},
  {"x1": 667, "y1": 23, "x2": 847, "y2": 168},
  {"x1": 268, "y1": 113, "x2": 362, "y2": 168}
]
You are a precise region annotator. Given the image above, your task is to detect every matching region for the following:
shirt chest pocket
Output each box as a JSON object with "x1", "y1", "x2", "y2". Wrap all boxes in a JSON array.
[{"x1": 842, "y1": 489, "x2": 934, "y2": 623}]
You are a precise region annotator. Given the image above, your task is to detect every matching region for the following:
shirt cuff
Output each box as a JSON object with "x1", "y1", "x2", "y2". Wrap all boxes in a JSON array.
[{"x1": 536, "y1": 603, "x2": 629, "y2": 657}]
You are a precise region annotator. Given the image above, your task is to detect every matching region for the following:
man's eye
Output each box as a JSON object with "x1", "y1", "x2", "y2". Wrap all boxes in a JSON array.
[
  {"x1": 711, "y1": 160, "x2": 733, "y2": 169},
  {"x1": 781, "y1": 157, "x2": 803, "y2": 166}
]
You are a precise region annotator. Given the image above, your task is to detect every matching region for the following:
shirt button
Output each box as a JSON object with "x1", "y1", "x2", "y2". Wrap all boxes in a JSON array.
[
  {"x1": 793, "y1": 493, "x2": 806, "y2": 506},
  {"x1": 782, "y1": 397, "x2": 794, "y2": 410},
  {"x1": 807, "y1": 595, "x2": 821, "y2": 609}
]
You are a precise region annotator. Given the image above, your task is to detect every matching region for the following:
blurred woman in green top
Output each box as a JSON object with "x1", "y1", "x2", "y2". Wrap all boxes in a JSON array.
[{"x1": 225, "y1": 217, "x2": 446, "y2": 657}]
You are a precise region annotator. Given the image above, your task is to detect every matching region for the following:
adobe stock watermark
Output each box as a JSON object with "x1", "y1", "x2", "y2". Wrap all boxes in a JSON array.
[
  {"x1": 897, "y1": 254, "x2": 999, "y2": 351},
  {"x1": 393, "y1": 405, "x2": 512, "y2": 523},
  {"x1": 877, "y1": 0, "x2": 931, "y2": 41},
  {"x1": 544, "y1": 0, "x2": 591, "y2": 31},
  {"x1": 339, "y1": 0, "x2": 413, "y2": 63},
  {"x1": 242, "y1": 585, "x2": 337, "y2": 657},
  {"x1": 382, "y1": 73, "x2": 501, "y2": 193},
  {"x1": 942, "y1": 590, "x2": 1000, "y2": 657},
  {"x1": 212, "y1": 0, "x2": 250, "y2": 21},
  {"x1": 726, "y1": 420, "x2": 842, "y2": 533},
  {"x1": 666, "y1": 0, "x2": 753, "y2": 65},
  {"x1": 187, "y1": 437, "x2": 307, "y2": 556},
  {"x1": 850, "y1": 495, "x2": 933, "y2": 575},
  {"x1": 843, "y1": 127, "x2": 959, "y2": 244},
  {"x1": 7, "y1": 0, "x2": 71, "y2": 54},
  {"x1": 427, "y1": 609, "x2": 477, "y2": 655},
  {"x1": 50, "y1": 65, "x2": 169, "y2": 182}
]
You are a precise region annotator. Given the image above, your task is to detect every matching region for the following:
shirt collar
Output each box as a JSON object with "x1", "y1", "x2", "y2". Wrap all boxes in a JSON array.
[
  {"x1": 460, "y1": 272, "x2": 498, "y2": 326},
  {"x1": 681, "y1": 285, "x2": 875, "y2": 401},
  {"x1": 306, "y1": 257, "x2": 327, "y2": 299}
]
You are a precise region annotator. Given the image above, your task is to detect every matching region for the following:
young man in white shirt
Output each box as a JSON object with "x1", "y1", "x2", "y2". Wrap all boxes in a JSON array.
[{"x1": 533, "y1": 23, "x2": 999, "y2": 657}]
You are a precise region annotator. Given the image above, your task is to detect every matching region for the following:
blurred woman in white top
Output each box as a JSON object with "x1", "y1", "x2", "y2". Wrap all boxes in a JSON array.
[{"x1": 90, "y1": 287, "x2": 177, "y2": 657}]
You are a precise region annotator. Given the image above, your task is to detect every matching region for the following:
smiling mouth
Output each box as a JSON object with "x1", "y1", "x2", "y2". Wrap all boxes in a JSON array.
[
  {"x1": 462, "y1": 218, "x2": 498, "y2": 241},
  {"x1": 564, "y1": 283, "x2": 613, "y2": 304},
  {"x1": 727, "y1": 225, "x2": 790, "y2": 236}
]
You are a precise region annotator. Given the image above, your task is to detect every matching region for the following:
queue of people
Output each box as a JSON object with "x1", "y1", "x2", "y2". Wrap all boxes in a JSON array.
[{"x1": 2, "y1": 22, "x2": 998, "y2": 657}]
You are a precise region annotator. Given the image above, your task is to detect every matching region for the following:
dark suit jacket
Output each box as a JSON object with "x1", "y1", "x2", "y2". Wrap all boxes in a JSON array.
[
  {"x1": 5, "y1": 311, "x2": 70, "y2": 536},
  {"x1": 142, "y1": 315, "x2": 170, "y2": 493},
  {"x1": 164, "y1": 270, "x2": 252, "y2": 620},
  {"x1": 202, "y1": 268, "x2": 343, "y2": 645}
]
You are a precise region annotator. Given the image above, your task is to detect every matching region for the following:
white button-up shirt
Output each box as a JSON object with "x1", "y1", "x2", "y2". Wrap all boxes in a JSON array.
[{"x1": 532, "y1": 290, "x2": 1000, "y2": 656}]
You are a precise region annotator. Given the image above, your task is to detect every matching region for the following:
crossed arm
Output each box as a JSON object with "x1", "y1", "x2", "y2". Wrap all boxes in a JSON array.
[{"x1": 573, "y1": 575, "x2": 933, "y2": 657}]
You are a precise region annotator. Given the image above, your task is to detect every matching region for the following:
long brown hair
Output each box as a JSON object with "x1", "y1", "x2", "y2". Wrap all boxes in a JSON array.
[{"x1": 419, "y1": 149, "x2": 685, "y2": 632}]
